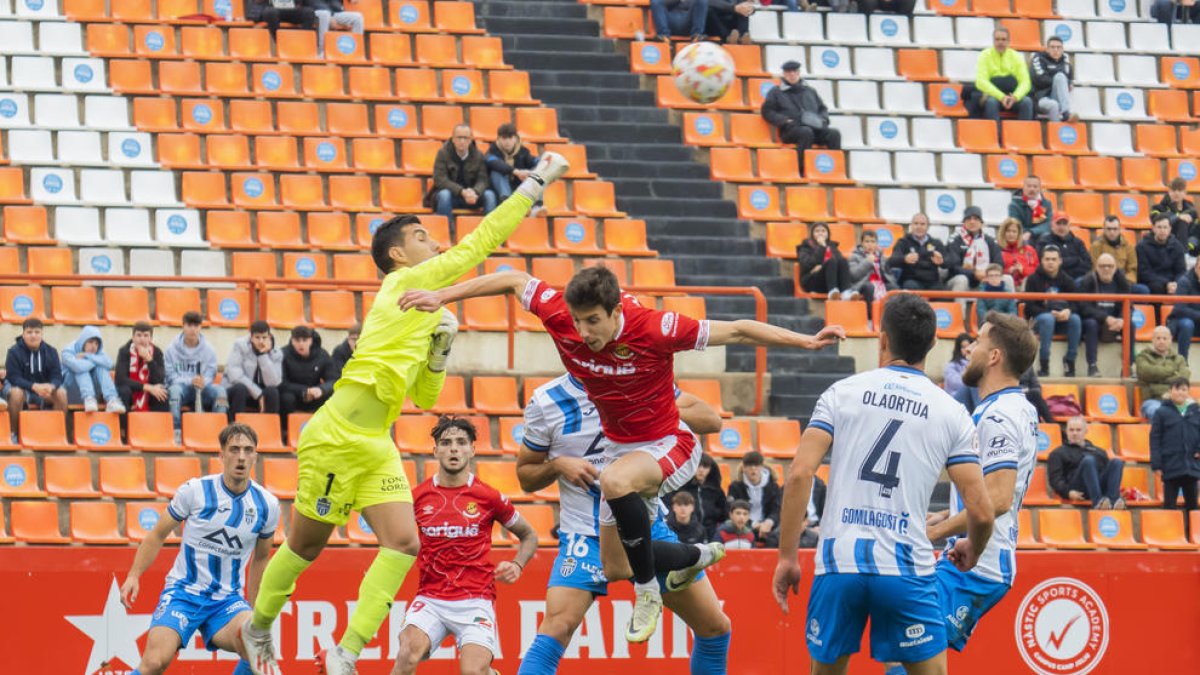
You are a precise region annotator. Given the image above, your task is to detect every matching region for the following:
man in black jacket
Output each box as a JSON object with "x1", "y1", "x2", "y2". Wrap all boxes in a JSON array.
[
  {"x1": 1150, "y1": 378, "x2": 1200, "y2": 531},
  {"x1": 1029, "y1": 36, "x2": 1073, "y2": 122},
  {"x1": 666, "y1": 491, "x2": 708, "y2": 544},
  {"x1": 761, "y1": 60, "x2": 841, "y2": 176},
  {"x1": 1048, "y1": 416, "x2": 1125, "y2": 509},
  {"x1": 1150, "y1": 177, "x2": 1200, "y2": 252},
  {"x1": 245, "y1": 0, "x2": 318, "y2": 36},
  {"x1": 5, "y1": 318, "x2": 67, "y2": 441},
  {"x1": 1036, "y1": 212, "x2": 1092, "y2": 282},
  {"x1": 1137, "y1": 214, "x2": 1187, "y2": 296},
  {"x1": 945, "y1": 206, "x2": 1004, "y2": 297},
  {"x1": 1024, "y1": 245, "x2": 1082, "y2": 377},
  {"x1": 725, "y1": 451, "x2": 781, "y2": 547},
  {"x1": 484, "y1": 123, "x2": 539, "y2": 203},
  {"x1": 426, "y1": 124, "x2": 497, "y2": 229},
  {"x1": 668, "y1": 453, "x2": 728, "y2": 541},
  {"x1": 330, "y1": 323, "x2": 359, "y2": 379},
  {"x1": 1077, "y1": 253, "x2": 1130, "y2": 378},
  {"x1": 887, "y1": 212, "x2": 946, "y2": 290},
  {"x1": 649, "y1": 0, "x2": 709, "y2": 41},
  {"x1": 280, "y1": 325, "x2": 339, "y2": 416},
  {"x1": 1169, "y1": 255, "x2": 1200, "y2": 359},
  {"x1": 115, "y1": 321, "x2": 169, "y2": 413}
]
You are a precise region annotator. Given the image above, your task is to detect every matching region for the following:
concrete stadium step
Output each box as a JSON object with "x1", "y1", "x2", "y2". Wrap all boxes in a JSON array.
[
  {"x1": 769, "y1": 393, "x2": 821, "y2": 419},
  {"x1": 528, "y1": 70, "x2": 643, "y2": 89},
  {"x1": 676, "y1": 274, "x2": 795, "y2": 297},
  {"x1": 499, "y1": 35, "x2": 615, "y2": 53},
  {"x1": 647, "y1": 236, "x2": 764, "y2": 256},
  {"x1": 672, "y1": 255, "x2": 779, "y2": 277},
  {"x1": 560, "y1": 120, "x2": 680, "y2": 144},
  {"x1": 539, "y1": 86, "x2": 657, "y2": 107},
  {"x1": 480, "y1": 17, "x2": 600, "y2": 36},
  {"x1": 608, "y1": 177, "x2": 724, "y2": 200},
  {"x1": 648, "y1": 217, "x2": 749, "y2": 238},
  {"x1": 591, "y1": 160, "x2": 710, "y2": 180},
  {"x1": 584, "y1": 143, "x2": 695, "y2": 163},
  {"x1": 476, "y1": 0, "x2": 589, "y2": 19},
  {"x1": 726, "y1": 349, "x2": 856, "y2": 374},
  {"x1": 616, "y1": 196, "x2": 737, "y2": 218},
  {"x1": 705, "y1": 296, "x2": 811, "y2": 317},
  {"x1": 769, "y1": 372, "x2": 847, "y2": 397},
  {"x1": 505, "y1": 50, "x2": 628, "y2": 72},
  {"x1": 556, "y1": 105, "x2": 670, "y2": 126}
]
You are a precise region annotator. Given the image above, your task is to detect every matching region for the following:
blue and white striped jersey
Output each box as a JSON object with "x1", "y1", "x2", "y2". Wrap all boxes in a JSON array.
[
  {"x1": 164, "y1": 474, "x2": 280, "y2": 601},
  {"x1": 944, "y1": 387, "x2": 1038, "y2": 585},
  {"x1": 809, "y1": 365, "x2": 978, "y2": 577}
]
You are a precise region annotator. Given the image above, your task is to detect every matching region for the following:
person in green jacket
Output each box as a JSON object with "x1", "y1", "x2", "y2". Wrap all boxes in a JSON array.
[
  {"x1": 1137, "y1": 325, "x2": 1192, "y2": 419},
  {"x1": 974, "y1": 27, "x2": 1033, "y2": 125}
]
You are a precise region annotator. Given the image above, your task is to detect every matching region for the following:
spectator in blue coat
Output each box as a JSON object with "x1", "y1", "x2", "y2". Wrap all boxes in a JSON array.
[
  {"x1": 1169, "y1": 255, "x2": 1200, "y2": 360},
  {"x1": 61, "y1": 324, "x2": 125, "y2": 413},
  {"x1": 5, "y1": 318, "x2": 67, "y2": 443},
  {"x1": 1150, "y1": 378, "x2": 1200, "y2": 535}
]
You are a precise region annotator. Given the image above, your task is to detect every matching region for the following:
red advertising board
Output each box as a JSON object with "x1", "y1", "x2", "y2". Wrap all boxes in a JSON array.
[{"x1": 2, "y1": 548, "x2": 1197, "y2": 674}]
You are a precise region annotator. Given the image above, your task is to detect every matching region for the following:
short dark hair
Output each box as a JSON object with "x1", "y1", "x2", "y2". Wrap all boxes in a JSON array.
[
  {"x1": 431, "y1": 415, "x2": 477, "y2": 443},
  {"x1": 860, "y1": 230, "x2": 877, "y2": 243},
  {"x1": 370, "y1": 214, "x2": 421, "y2": 274},
  {"x1": 182, "y1": 311, "x2": 203, "y2": 327},
  {"x1": 565, "y1": 266, "x2": 621, "y2": 313},
  {"x1": 219, "y1": 422, "x2": 258, "y2": 450},
  {"x1": 671, "y1": 491, "x2": 695, "y2": 507},
  {"x1": 742, "y1": 451, "x2": 764, "y2": 467},
  {"x1": 729, "y1": 499, "x2": 751, "y2": 514},
  {"x1": 1153, "y1": 213, "x2": 1172, "y2": 226},
  {"x1": 698, "y1": 453, "x2": 717, "y2": 470},
  {"x1": 881, "y1": 293, "x2": 937, "y2": 365},
  {"x1": 250, "y1": 320, "x2": 271, "y2": 335},
  {"x1": 983, "y1": 311, "x2": 1038, "y2": 378},
  {"x1": 1169, "y1": 376, "x2": 1190, "y2": 389},
  {"x1": 1170, "y1": 176, "x2": 1188, "y2": 192},
  {"x1": 985, "y1": 263, "x2": 1003, "y2": 274},
  {"x1": 22, "y1": 317, "x2": 43, "y2": 331},
  {"x1": 1103, "y1": 215, "x2": 1120, "y2": 226},
  {"x1": 291, "y1": 325, "x2": 314, "y2": 340},
  {"x1": 496, "y1": 123, "x2": 518, "y2": 139},
  {"x1": 132, "y1": 321, "x2": 152, "y2": 335},
  {"x1": 1046, "y1": 36, "x2": 1063, "y2": 46},
  {"x1": 1040, "y1": 244, "x2": 1061, "y2": 257}
]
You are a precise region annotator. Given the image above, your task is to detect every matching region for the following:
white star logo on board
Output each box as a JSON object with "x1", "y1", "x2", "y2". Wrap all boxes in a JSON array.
[{"x1": 65, "y1": 577, "x2": 152, "y2": 675}]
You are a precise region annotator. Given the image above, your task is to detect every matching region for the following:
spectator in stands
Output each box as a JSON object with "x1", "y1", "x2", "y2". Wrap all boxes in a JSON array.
[
  {"x1": 972, "y1": 27, "x2": 1034, "y2": 126},
  {"x1": 166, "y1": 312, "x2": 227, "y2": 435},
  {"x1": 1036, "y1": 212, "x2": 1092, "y2": 283},
  {"x1": 115, "y1": 321, "x2": 168, "y2": 415},
  {"x1": 796, "y1": 222, "x2": 856, "y2": 299},
  {"x1": 706, "y1": 0, "x2": 755, "y2": 44},
  {"x1": 761, "y1": 60, "x2": 841, "y2": 177},
  {"x1": 887, "y1": 212, "x2": 946, "y2": 291},
  {"x1": 5, "y1": 318, "x2": 67, "y2": 443},
  {"x1": 726, "y1": 451, "x2": 780, "y2": 547},
  {"x1": 1137, "y1": 214, "x2": 1187, "y2": 297},
  {"x1": 943, "y1": 333, "x2": 974, "y2": 399},
  {"x1": 976, "y1": 263, "x2": 1018, "y2": 324},
  {"x1": 426, "y1": 124, "x2": 497, "y2": 229},
  {"x1": 1150, "y1": 177, "x2": 1199, "y2": 253},
  {"x1": 484, "y1": 124, "x2": 540, "y2": 207},
  {"x1": 1049, "y1": 416, "x2": 1126, "y2": 509},
  {"x1": 1008, "y1": 176, "x2": 1054, "y2": 239},
  {"x1": 1137, "y1": 326, "x2": 1191, "y2": 420},
  {"x1": 1168, "y1": 256, "x2": 1200, "y2": 360},
  {"x1": 649, "y1": 0, "x2": 710, "y2": 42},
  {"x1": 997, "y1": 217, "x2": 1038, "y2": 290},
  {"x1": 1029, "y1": 36, "x2": 1074, "y2": 123},
  {"x1": 281, "y1": 325, "x2": 338, "y2": 416},
  {"x1": 245, "y1": 0, "x2": 318, "y2": 36},
  {"x1": 666, "y1": 491, "x2": 707, "y2": 545},
  {"x1": 1078, "y1": 253, "x2": 1131, "y2": 378},
  {"x1": 946, "y1": 206, "x2": 1004, "y2": 298},
  {"x1": 670, "y1": 453, "x2": 727, "y2": 541},
  {"x1": 1025, "y1": 245, "x2": 1082, "y2": 377},
  {"x1": 1091, "y1": 216, "x2": 1148, "y2": 294},
  {"x1": 856, "y1": 0, "x2": 916, "y2": 15},
  {"x1": 847, "y1": 230, "x2": 894, "y2": 309},
  {"x1": 61, "y1": 325, "x2": 125, "y2": 414},
  {"x1": 309, "y1": 0, "x2": 363, "y2": 54},
  {"x1": 1151, "y1": 0, "x2": 1200, "y2": 26},
  {"x1": 331, "y1": 323, "x2": 360, "y2": 379},
  {"x1": 0, "y1": 365, "x2": 8, "y2": 414},
  {"x1": 224, "y1": 320, "x2": 283, "y2": 418},
  {"x1": 717, "y1": 500, "x2": 756, "y2": 549},
  {"x1": 1150, "y1": 377, "x2": 1200, "y2": 529}
]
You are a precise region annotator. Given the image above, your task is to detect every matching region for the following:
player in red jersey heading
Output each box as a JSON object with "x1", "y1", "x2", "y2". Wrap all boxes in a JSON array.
[
  {"x1": 391, "y1": 416, "x2": 538, "y2": 675},
  {"x1": 401, "y1": 266, "x2": 845, "y2": 644}
]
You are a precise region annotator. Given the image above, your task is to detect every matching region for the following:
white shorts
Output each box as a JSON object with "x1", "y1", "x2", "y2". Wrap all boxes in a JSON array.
[
  {"x1": 598, "y1": 431, "x2": 700, "y2": 526},
  {"x1": 401, "y1": 595, "x2": 499, "y2": 656}
]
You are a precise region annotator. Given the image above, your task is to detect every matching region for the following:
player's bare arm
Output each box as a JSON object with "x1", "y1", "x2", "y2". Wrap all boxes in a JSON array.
[
  {"x1": 677, "y1": 392, "x2": 723, "y2": 435},
  {"x1": 496, "y1": 515, "x2": 539, "y2": 584},
  {"x1": 772, "y1": 426, "x2": 832, "y2": 613},
  {"x1": 516, "y1": 448, "x2": 598, "y2": 492},
  {"x1": 245, "y1": 536, "x2": 273, "y2": 611},
  {"x1": 944, "y1": 462, "x2": 996, "y2": 573},
  {"x1": 706, "y1": 319, "x2": 846, "y2": 350},
  {"x1": 928, "y1": 468, "x2": 1017, "y2": 542},
  {"x1": 120, "y1": 513, "x2": 182, "y2": 609},
  {"x1": 399, "y1": 271, "x2": 533, "y2": 313}
]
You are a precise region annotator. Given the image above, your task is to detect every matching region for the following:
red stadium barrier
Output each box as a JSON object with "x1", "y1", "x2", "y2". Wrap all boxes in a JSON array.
[{"x1": 6, "y1": 547, "x2": 1197, "y2": 674}]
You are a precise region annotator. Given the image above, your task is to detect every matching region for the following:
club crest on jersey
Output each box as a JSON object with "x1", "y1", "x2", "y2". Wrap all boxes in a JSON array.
[
  {"x1": 560, "y1": 556, "x2": 577, "y2": 577},
  {"x1": 244, "y1": 506, "x2": 256, "y2": 525},
  {"x1": 315, "y1": 497, "x2": 331, "y2": 517},
  {"x1": 463, "y1": 501, "x2": 480, "y2": 518},
  {"x1": 540, "y1": 288, "x2": 556, "y2": 303},
  {"x1": 612, "y1": 343, "x2": 634, "y2": 360}
]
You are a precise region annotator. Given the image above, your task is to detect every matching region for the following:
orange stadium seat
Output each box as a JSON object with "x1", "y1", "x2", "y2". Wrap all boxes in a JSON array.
[
  {"x1": 786, "y1": 186, "x2": 831, "y2": 220},
  {"x1": 109, "y1": 60, "x2": 156, "y2": 93},
  {"x1": 825, "y1": 300, "x2": 875, "y2": 337},
  {"x1": 111, "y1": 0, "x2": 153, "y2": 21},
  {"x1": 710, "y1": 147, "x2": 755, "y2": 182},
  {"x1": 1121, "y1": 466, "x2": 1161, "y2": 506},
  {"x1": 1085, "y1": 385, "x2": 1139, "y2": 423},
  {"x1": 729, "y1": 113, "x2": 776, "y2": 147},
  {"x1": 302, "y1": 64, "x2": 347, "y2": 98},
  {"x1": 1031, "y1": 155, "x2": 1076, "y2": 191},
  {"x1": 70, "y1": 502, "x2": 130, "y2": 545},
  {"x1": 328, "y1": 175, "x2": 376, "y2": 212},
  {"x1": 391, "y1": 0, "x2": 432, "y2": 31},
  {"x1": 929, "y1": 302, "x2": 965, "y2": 338},
  {"x1": 348, "y1": 67, "x2": 394, "y2": 100},
  {"x1": 125, "y1": 502, "x2": 179, "y2": 542},
  {"x1": 265, "y1": 290, "x2": 307, "y2": 327},
  {"x1": 154, "y1": 457, "x2": 202, "y2": 497},
  {"x1": 1023, "y1": 465, "x2": 1060, "y2": 506},
  {"x1": 530, "y1": 258, "x2": 575, "y2": 287},
  {"x1": 604, "y1": 219, "x2": 655, "y2": 256},
  {"x1": 678, "y1": 379, "x2": 730, "y2": 418},
  {"x1": 1016, "y1": 509, "x2": 1045, "y2": 549},
  {"x1": 263, "y1": 458, "x2": 298, "y2": 499},
  {"x1": 420, "y1": 104, "x2": 464, "y2": 140},
  {"x1": 833, "y1": 188, "x2": 878, "y2": 222},
  {"x1": 228, "y1": 100, "x2": 274, "y2": 134},
  {"x1": 1109, "y1": 193, "x2": 1149, "y2": 228},
  {"x1": 19, "y1": 410, "x2": 71, "y2": 451},
  {"x1": 1162, "y1": 56, "x2": 1200, "y2": 89},
  {"x1": 310, "y1": 291, "x2": 357, "y2": 329},
  {"x1": 2, "y1": 206, "x2": 53, "y2": 244},
  {"x1": 235, "y1": 413, "x2": 288, "y2": 453},
  {"x1": 391, "y1": 70, "x2": 438, "y2": 102},
  {"x1": 519, "y1": 504, "x2": 559, "y2": 546},
  {"x1": 327, "y1": 103, "x2": 372, "y2": 137},
  {"x1": 443, "y1": 70, "x2": 486, "y2": 102},
  {"x1": 957, "y1": 119, "x2": 1002, "y2": 153},
  {"x1": 897, "y1": 49, "x2": 942, "y2": 81},
  {"x1": 805, "y1": 150, "x2": 853, "y2": 184},
  {"x1": 415, "y1": 34, "x2": 458, "y2": 67},
  {"x1": 99, "y1": 457, "x2": 155, "y2": 499},
  {"x1": 346, "y1": 513, "x2": 377, "y2": 544},
  {"x1": 74, "y1": 412, "x2": 128, "y2": 451},
  {"x1": 1141, "y1": 510, "x2": 1199, "y2": 550},
  {"x1": 461, "y1": 296, "x2": 507, "y2": 331},
  {"x1": 304, "y1": 137, "x2": 349, "y2": 171},
  {"x1": 475, "y1": 461, "x2": 535, "y2": 502},
  {"x1": 1002, "y1": 120, "x2": 1047, "y2": 154},
  {"x1": 205, "y1": 211, "x2": 254, "y2": 248},
  {"x1": 1037, "y1": 509, "x2": 1094, "y2": 549},
  {"x1": 553, "y1": 218, "x2": 601, "y2": 254},
  {"x1": 462, "y1": 36, "x2": 507, "y2": 69},
  {"x1": 11, "y1": 501, "x2": 68, "y2": 544},
  {"x1": 28, "y1": 247, "x2": 73, "y2": 282},
  {"x1": 1135, "y1": 124, "x2": 1181, "y2": 157},
  {"x1": 603, "y1": 6, "x2": 647, "y2": 39},
  {"x1": 0, "y1": 457, "x2": 45, "y2": 498},
  {"x1": 631, "y1": 41, "x2": 671, "y2": 74},
  {"x1": 161, "y1": 61, "x2": 205, "y2": 95},
  {"x1": 662, "y1": 295, "x2": 705, "y2": 320},
  {"x1": 434, "y1": 1, "x2": 485, "y2": 33},
  {"x1": 1122, "y1": 157, "x2": 1165, "y2": 191},
  {"x1": 257, "y1": 212, "x2": 304, "y2": 249},
  {"x1": 352, "y1": 137, "x2": 400, "y2": 171},
  {"x1": 933, "y1": 0, "x2": 970, "y2": 14},
  {"x1": 1000, "y1": 18, "x2": 1041, "y2": 50},
  {"x1": 758, "y1": 148, "x2": 803, "y2": 183},
  {"x1": 332, "y1": 254, "x2": 376, "y2": 281},
  {"x1": 473, "y1": 376, "x2": 522, "y2": 416},
  {"x1": 516, "y1": 108, "x2": 564, "y2": 143},
  {"x1": 738, "y1": 186, "x2": 781, "y2": 220},
  {"x1": 1192, "y1": 512, "x2": 1200, "y2": 545},
  {"x1": 88, "y1": 24, "x2": 132, "y2": 55},
  {"x1": 756, "y1": 419, "x2": 801, "y2": 459},
  {"x1": 155, "y1": 288, "x2": 202, "y2": 326},
  {"x1": 632, "y1": 259, "x2": 676, "y2": 288},
  {"x1": 380, "y1": 177, "x2": 427, "y2": 212},
  {"x1": 182, "y1": 26, "x2": 224, "y2": 59},
  {"x1": 277, "y1": 29, "x2": 319, "y2": 61},
  {"x1": 280, "y1": 174, "x2": 330, "y2": 210},
  {"x1": 325, "y1": 32, "x2": 366, "y2": 63},
  {"x1": 252, "y1": 64, "x2": 297, "y2": 97},
  {"x1": 707, "y1": 418, "x2": 753, "y2": 458},
  {"x1": 928, "y1": 83, "x2": 967, "y2": 116},
  {"x1": 128, "y1": 412, "x2": 178, "y2": 452},
  {"x1": 395, "y1": 415, "x2": 439, "y2": 454},
  {"x1": 1117, "y1": 423, "x2": 1151, "y2": 462},
  {"x1": 574, "y1": 181, "x2": 622, "y2": 217},
  {"x1": 986, "y1": 154, "x2": 1028, "y2": 189},
  {"x1": 1059, "y1": 193, "x2": 1105, "y2": 227},
  {"x1": 470, "y1": 107, "x2": 514, "y2": 140},
  {"x1": 0, "y1": 286, "x2": 44, "y2": 322},
  {"x1": 182, "y1": 412, "x2": 227, "y2": 452},
  {"x1": 229, "y1": 28, "x2": 272, "y2": 60},
  {"x1": 765, "y1": 222, "x2": 806, "y2": 258},
  {"x1": 181, "y1": 172, "x2": 229, "y2": 208},
  {"x1": 1182, "y1": 125, "x2": 1200, "y2": 155},
  {"x1": 1088, "y1": 510, "x2": 1147, "y2": 550},
  {"x1": 288, "y1": 413, "x2": 313, "y2": 447},
  {"x1": 45, "y1": 456, "x2": 99, "y2": 498},
  {"x1": 1036, "y1": 422, "x2": 1061, "y2": 460},
  {"x1": 1148, "y1": 89, "x2": 1194, "y2": 122}
]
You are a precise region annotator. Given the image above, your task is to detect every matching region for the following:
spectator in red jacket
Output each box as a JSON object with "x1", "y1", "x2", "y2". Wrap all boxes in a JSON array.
[{"x1": 997, "y1": 216, "x2": 1038, "y2": 289}]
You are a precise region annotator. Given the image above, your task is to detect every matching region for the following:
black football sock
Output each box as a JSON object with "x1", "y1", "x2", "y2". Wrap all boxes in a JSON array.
[
  {"x1": 607, "y1": 492, "x2": 656, "y2": 585},
  {"x1": 652, "y1": 540, "x2": 702, "y2": 573}
]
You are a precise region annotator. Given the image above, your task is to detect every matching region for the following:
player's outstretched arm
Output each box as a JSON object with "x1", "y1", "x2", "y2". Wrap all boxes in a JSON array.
[
  {"x1": 927, "y1": 468, "x2": 1017, "y2": 541},
  {"x1": 495, "y1": 515, "x2": 539, "y2": 584},
  {"x1": 706, "y1": 319, "x2": 846, "y2": 350},
  {"x1": 399, "y1": 271, "x2": 533, "y2": 313},
  {"x1": 677, "y1": 392, "x2": 723, "y2": 435},
  {"x1": 245, "y1": 536, "x2": 274, "y2": 611},
  {"x1": 945, "y1": 463, "x2": 995, "y2": 572},
  {"x1": 517, "y1": 446, "x2": 599, "y2": 493},
  {"x1": 120, "y1": 513, "x2": 181, "y2": 609},
  {"x1": 773, "y1": 427, "x2": 833, "y2": 613}
]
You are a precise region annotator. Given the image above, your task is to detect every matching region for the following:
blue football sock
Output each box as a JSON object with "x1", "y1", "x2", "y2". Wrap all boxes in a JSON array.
[
  {"x1": 517, "y1": 633, "x2": 566, "y2": 675},
  {"x1": 691, "y1": 632, "x2": 731, "y2": 675},
  {"x1": 884, "y1": 665, "x2": 908, "y2": 675},
  {"x1": 231, "y1": 660, "x2": 255, "y2": 675}
]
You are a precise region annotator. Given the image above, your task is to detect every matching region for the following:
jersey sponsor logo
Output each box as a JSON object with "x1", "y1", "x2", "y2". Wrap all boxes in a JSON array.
[
  {"x1": 1015, "y1": 577, "x2": 1109, "y2": 675},
  {"x1": 661, "y1": 312, "x2": 677, "y2": 337},
  {"x1": 201, "y1": 528, "x2": 244, "y2": 550},
  {"x1": 839, "y1": 507, "x2": 910, "y2": 535},
  {"x1": 380, "y1": 475, "x2": 407, "y2": 493},
  {"x1": 540, "y1": 288, "x2": 556, "y2": 304},
  {"x1": 421, "y1": 522, "x2": 482, "y2": 538},
  {"x1": 807, "y1": 618, "x2": 823, "y2": 646},
  {"x1": 612, "y1": 344, "x2": 634, "y2": 360},
  {"x1": 569, "y1": 356, "x2": 636, "y2": 376}
]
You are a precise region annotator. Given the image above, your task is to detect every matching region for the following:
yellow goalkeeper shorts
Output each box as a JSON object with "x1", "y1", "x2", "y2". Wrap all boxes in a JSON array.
[{"x1": 294, "y1": 404, "x2": 411, "y2": 526}]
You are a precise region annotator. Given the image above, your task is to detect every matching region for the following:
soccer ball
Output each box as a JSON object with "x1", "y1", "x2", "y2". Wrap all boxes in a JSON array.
[{"x1": 672, "y1": 41, "x2": 736, "y2": 105}]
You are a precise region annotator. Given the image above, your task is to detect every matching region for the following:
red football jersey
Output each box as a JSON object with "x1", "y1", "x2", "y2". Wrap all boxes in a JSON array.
[
  {"x1": 520, "y1": 278, "x2": 710, "y2": 443},
  {"x1": 413, "y1": 474, "x2": 518, "y2": 601}
]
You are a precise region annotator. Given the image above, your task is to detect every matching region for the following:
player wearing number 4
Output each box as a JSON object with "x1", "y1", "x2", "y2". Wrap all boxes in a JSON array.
[
  {"x1": 392, "y1": 416, "x2": 538, "y2": 675},
  {"x1": 774, "y1": 293, "x2": 996, "y2": 675},
  {"x1": 119, "y1": 423, "x2": 281, "y2": 675},
  {"x1": 515, "y1": 375, "x2": 732, "y2": 674},
  {"x1": 242, "y1": 153, "x2": 571, "y2": 675},
  {"x1": 400, "y1": 266, "x2": 843, "y2": 644}
]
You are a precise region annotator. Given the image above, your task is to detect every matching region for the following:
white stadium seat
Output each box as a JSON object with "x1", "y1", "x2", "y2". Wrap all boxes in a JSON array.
[
  {"x1": 1103, "y1": 87, "x2": 1148, "y2": 119},
  {"x1": 33, "y1": 93, "x2": 81, "y2": 127},
  {"x1": 79, "y1": 247, "x2": 127, "y2": 276},
  {"x1": 0, "y1": 21, "x2": 35, "y2": 54},
  {"x1": 878, "y1": 188, "x2": 922, "y2": 223},
  {"x1": 954, "y1": 17, "x2": 994, "y2": 49},
  {"x1": 130, "y1": 171, "x2": 181, "y2": 207},
  {"x1": 6, "y1": 129, "x2": 53, "y2": 162},
  {"x1": 0, "y1": 0, "x2": 11, "y2": 15},
  {"x1": 881, "y1": 81, "x2": 927, "y2": 115},
  {"x1": 129, "y1": 249, "x2": 176, "y2": 277},
  {"x1": 1116, "y1": 55, "x2": 1159, "y2": 87},
  {"x1": 970, "y1": 190, "x2": 1012, "y2": 223},
  {"x1": 15, "y1": 0, "x2": 59, "y2": 18},
  {"x1": 867, "y1": 116, "x2": 911, "y2": 150},
  {"x1": 912, "y1": 16, "x2": 956, "y2": 48},
  {"x1": 0, "y1": 55, "x2": 7, "y2": 87},
  {"x1": 156, "y1": 209, "x2": 204, "y2": 246},
  {"x1": 53, "y1": 206, "x2": 102, "y2": 244},
  {"x1": 181, "y1": 250, "x2": 226, "y2": 277},
  {"x1": 1058, "y1": 0, "x2": 1098, "y2": 17},
  {"x1": 836, "y1": 80, "x2": 881, "y2": 112},
  {"x1": 928, "y1": 225, "x2": 951, "y2": 242},
  {"x1": 108, "y1": 131, "x2": 155, "y2": 166},
  {"x1": 79, "y1": 168, "x2": 128, "y2": 205},
  {"x1": 829, "y1": 115, "x2": 866, "y2": 149},
  {"x1": 84, "y1": 96, "x2": 132, "y2": 130},
  {"x1": 10, "y1": 55, "x2": 55, "y2": 90},
  {"x1": 1072, "y1": 54, "x2": 1116, "y2": 86},
  {"x1": 869, "y1": 14, "x2": 912, "y2": 45},
  {"x1": 1098, "y1": 0, "x2": 1138, "y2": 20},
  {"x1": 925, "y1": 189, "x2": 967, "y2": 224},
  {"x1": 912, "y1": 118, "x2": 961, "y2": 153},
  {"x1": 781, "y1": 12, "x2": 823, "y2": 42},
  {"x1": 38, "y1": 22, "x2": 85, "y2": 56},
  {"x1": 849, "y1": 150, "x2": 895, "y2": 184},
  {"x1": 1085, "y1": 21, "x2": 1128, "y2": 52},
  {"x1": 56, "y1": 130, "x2": 104, "y2": 164},
  {"x1": 104, "y1": 208, "x2": 154, "y2": 246},
  {"x1": 806, "y1": 78, "x2": 835, "y2": 105},
  {"x1": 853, "y1": 48, "x2": 898, "y2": 79},
  {"x1": 1128, "y1": 22, "x2": 1169, "y2": 53},
  {"x1": 748, "y1": 11, "x2": 779, "y2": 42},
  {"x1": 61, "y1": 57, "x2": 107, "y2": 92},
  {"x1": 1072, "y1": 86, "x2": 1104, "y2": 119},
  {"x1": 0, "y1": 92, "x2": 31, "y2": 126},
  {"x1": 31, "y1": 166, "x2": 77, "y2": 203},
  {"x1": 1171, "y1": 25, "x2": 1200, "y2": 52},
  {"x1": 940, "y1": 153, "x2": 988, "y2": 188},
  {"x1": 809, "y1": 46, "x2": 852, "y2": 79},
  {"x1": 893, "y1": 151, "x2": 939, "y2": 186},
  {"x1": 826, "y1": 13, "x2": 869, "y2": 45},
  {"x1": 941, "y1": 50, "x2": 978, "y2": 82},
  {"x1": 1091, "y1": 122, "x2": 1136, "y2": 156},
  {"x1": 1043, "y1": 20, "x2": 1086, "y2": 50},
  {"x1": 764, "y1": 45, "x2": 806, "y2": 76}
]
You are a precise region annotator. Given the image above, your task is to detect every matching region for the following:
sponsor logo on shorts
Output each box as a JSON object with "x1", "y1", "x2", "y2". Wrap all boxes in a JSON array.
[
  {"x1": 473, "y1": 615, "x2": 494, "y2": 631},
  {"x1": 381, "y1": 475, "x2": 407, "y2": 493},
  {"x1": 171, "y1": 611, "x2": 189, "y2": 629},
  {"x1": 807, "y1": 618, "x2": 823, "y2": 646},
  {"x1": 905, "y1": 624, "x2": 926, "y2": 639},
  {"x1": 316, "y1": 497, "x2": 332, "y2": 517},
  {"x1": 1014, "y1": 577, "x2": 1109, "y2": 675}
]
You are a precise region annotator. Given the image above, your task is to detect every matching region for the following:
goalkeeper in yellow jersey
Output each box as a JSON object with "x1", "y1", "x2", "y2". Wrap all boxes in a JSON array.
[{"x1": 241, "y1": 153, "x2": 570, "y2": 675}]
